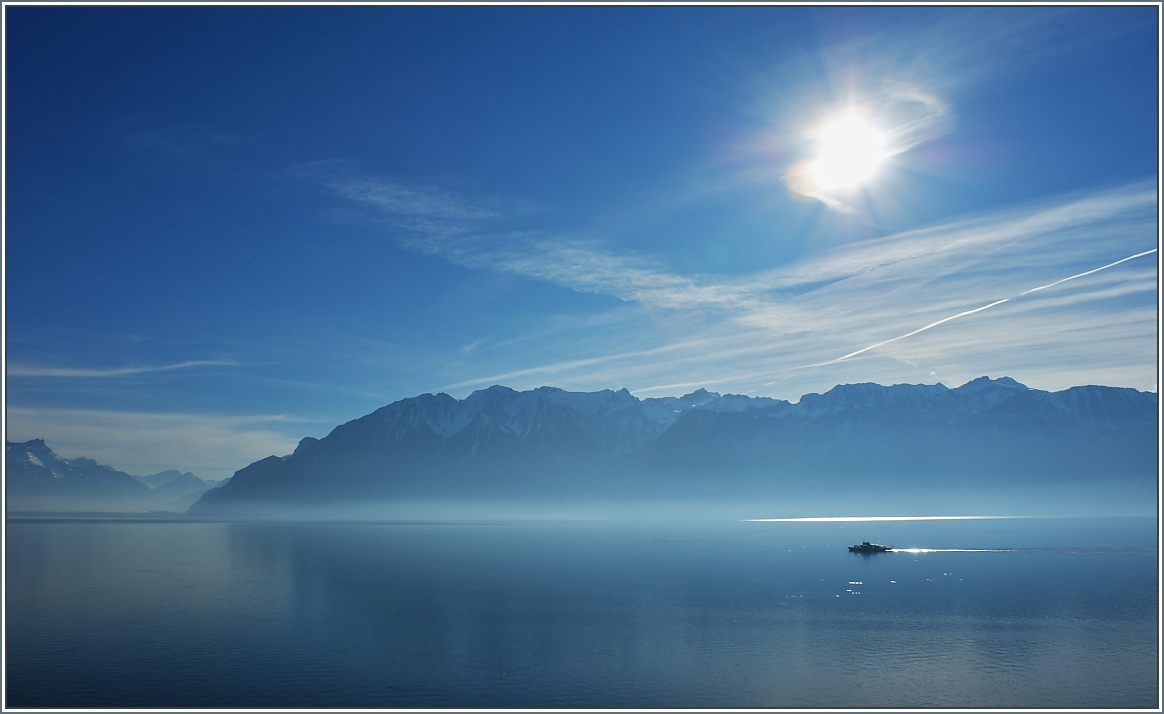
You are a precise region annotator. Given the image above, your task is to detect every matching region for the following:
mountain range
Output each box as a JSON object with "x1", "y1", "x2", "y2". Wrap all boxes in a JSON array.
[
  {"x1": 189, "y1": 377, "x2": 1159, "y2": 518},
  {"x1": 6, "y1": 439, "x2": 219, "y2": 513}
]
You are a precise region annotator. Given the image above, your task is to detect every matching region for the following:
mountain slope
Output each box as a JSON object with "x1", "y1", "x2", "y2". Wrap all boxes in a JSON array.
[
  {"x1": 189, "y1": 378, "x2": 1159, "y2": 517},
  {"x1": 195, "y1": 386, "x2": 678, "y2": 508},
  {"x1": 6, "y1": 440, "x2": 216, "y2": 513},
  {"x1": 614, "y1": 377, "x2": 1157, "y2": 499}
]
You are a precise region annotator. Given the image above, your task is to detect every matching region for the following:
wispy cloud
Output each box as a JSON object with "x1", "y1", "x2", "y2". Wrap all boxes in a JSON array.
[
  {"x1": 438, "y1": 338, "x2": 721, "y2": 393},
  {"x1": 306, "y1": 153, "x2": 1154, "y2": 401},
  {"x1": 301, "y1": 163, "x2": 767, "y2": 313},
  {"x1": 1019, "y1": 249, "x2": 1158, "y2": 297},
  {"x1": 458, "y1": 338, "x2": 490, "y2": 355},
  {"x1": 469, "y1": 182, "x2": 1154, "y2": 398},
  {"x1": 813, "y1": 247, "x2": 1158, "y2": 368},
  {"x1": 5, "y1": 407, "x2": 319, "y2": 481},
  {"x1": 7, "y1": 360, "x2": 245, "y2": 379},
  {"x1": 818, "y1": 298, "x2": 1013, "y2": 367},
  {"x1": 121, "y1": 124, "x2": 244, "y2": 175}
]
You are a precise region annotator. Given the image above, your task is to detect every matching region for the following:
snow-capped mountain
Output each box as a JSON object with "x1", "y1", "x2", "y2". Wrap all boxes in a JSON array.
[
  {"x1": 618, "y1": 377, "x2": 1157, "y2": 500},
  {"x1": 196, "y1": 385, "x2": 693, "y2": 508},
  {"x1": 6, "y1": 439, "x2": 216, "y2": 513},
  {"x1": 190, "y1": 377, "x2": 1158, "y2": 516}
]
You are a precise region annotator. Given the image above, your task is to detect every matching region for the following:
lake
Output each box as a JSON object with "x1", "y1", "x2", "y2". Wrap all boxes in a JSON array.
[{"x1": 5, "y1": 515, "x2": 1158, "y2": 708}]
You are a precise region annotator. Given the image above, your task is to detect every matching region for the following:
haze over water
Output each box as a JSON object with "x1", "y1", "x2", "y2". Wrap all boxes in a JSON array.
[{"x1": 6, "y1": 515, "x2": 1156, "y2": 708}]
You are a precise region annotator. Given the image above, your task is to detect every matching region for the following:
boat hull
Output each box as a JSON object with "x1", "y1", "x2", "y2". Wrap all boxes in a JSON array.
[{"x1": 848, "y1": 542, "x2": 891, "y2": 553}]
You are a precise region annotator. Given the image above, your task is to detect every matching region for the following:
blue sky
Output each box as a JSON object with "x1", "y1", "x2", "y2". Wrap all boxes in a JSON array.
[{"x1": 5, "y1": 6, "x2": 1159, "y2": 480}]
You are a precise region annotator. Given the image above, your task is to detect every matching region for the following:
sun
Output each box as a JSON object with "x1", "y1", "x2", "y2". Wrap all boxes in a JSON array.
[{"x1": 807, "y1": 114, "x2": 889, "y2": 191}]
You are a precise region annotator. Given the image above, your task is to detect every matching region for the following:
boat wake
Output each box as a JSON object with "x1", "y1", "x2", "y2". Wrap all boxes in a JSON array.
[
  {"x1": 894, "y1": 547, "x2": 1003, "y2": 553},
  {"x1": 892, "y1": 547, "x2": 1155, "y2": 555}
]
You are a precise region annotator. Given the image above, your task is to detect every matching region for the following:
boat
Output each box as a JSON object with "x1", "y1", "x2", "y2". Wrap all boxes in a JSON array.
[{"x1": 848, "y1": 540, "x2": 892, "y2": 553}]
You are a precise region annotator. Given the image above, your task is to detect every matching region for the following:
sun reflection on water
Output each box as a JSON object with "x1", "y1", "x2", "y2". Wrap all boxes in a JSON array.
[{"x1": 744, "y1": 515, "x2": 1023, "y2": 522}]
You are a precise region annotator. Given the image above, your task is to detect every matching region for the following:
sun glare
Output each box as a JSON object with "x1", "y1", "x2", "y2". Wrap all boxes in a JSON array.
[{"x1": 809, "y1": 114, "x2": 889, "y2": 191}]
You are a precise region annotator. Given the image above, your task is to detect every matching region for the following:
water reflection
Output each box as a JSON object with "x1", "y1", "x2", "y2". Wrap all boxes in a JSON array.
[{"x1": 5, "y1": 517, "x2": 1158, "y2": 708}]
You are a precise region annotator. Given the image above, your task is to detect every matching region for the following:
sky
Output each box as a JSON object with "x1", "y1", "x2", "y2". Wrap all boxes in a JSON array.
[{"x1": 4, "y1": 5, "x2": 1159, "y2": 480}]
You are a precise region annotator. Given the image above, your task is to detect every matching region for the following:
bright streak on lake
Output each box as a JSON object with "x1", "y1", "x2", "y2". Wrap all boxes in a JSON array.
[
  {"x1": 744, "y1": 515, "x2": 1025, "y2": 522},
  {"x1": 894, "y1": 547, "x2": 1006, "y2": 553}
]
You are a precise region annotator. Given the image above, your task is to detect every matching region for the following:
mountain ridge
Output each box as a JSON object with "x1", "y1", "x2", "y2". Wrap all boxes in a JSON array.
[
  {"x1": 190, "y1": 377, "x2": 1159, "y2": 517},
  {"x1": 6, "y1": 440, "x2": 218, "y2": 513}
]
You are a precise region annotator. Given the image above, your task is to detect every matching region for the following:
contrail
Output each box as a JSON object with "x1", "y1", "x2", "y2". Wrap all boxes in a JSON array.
[
  {"x1": 816, "y1": 299, "x2": 1010, "y2": 366},
  {"x1": 818, "y1": 248, "x2": 1157, "y2": 366},
  {"x1": 1019, "y1": 248, "x2": 1158, "y2": 296}
]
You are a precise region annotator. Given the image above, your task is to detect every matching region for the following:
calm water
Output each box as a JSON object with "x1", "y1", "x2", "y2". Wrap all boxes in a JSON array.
[{"x1": 5, "y1": 515, "x2": 1158, "y2": 708}]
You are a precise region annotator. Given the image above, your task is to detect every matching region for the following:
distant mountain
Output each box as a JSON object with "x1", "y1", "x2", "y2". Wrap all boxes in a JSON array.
[
  {"x1": 133, "y1": 469, "x2": 224, "y2": 511},
  {"x1": 6, "y1": 440, "x2": 217, "y2": 513},
  {"x1": 615, "y1": 377, "x2": 1158, "y2": 503},
  {"x1": 136, "y1": 469, "x2": 193, "y2": 489},
  {"x1": 190, "y1": 378, "x2": 1159, "y2": 517}
]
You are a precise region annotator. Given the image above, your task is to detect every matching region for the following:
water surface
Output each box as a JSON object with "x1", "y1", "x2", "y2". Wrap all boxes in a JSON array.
[{"x1": 5, "y1": 516, "x2": 1157, "y2": 708}]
